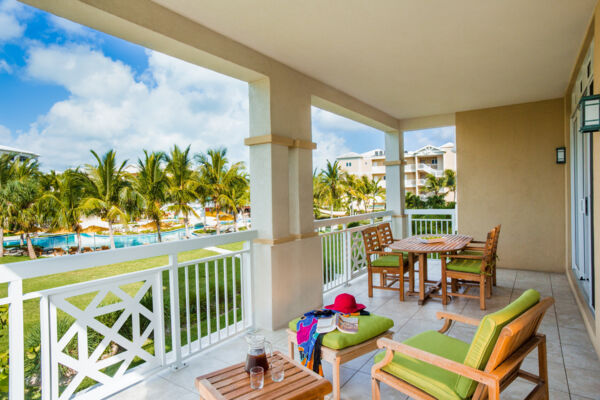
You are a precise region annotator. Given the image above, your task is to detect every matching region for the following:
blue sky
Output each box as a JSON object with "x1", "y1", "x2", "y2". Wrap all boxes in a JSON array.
[{"x1": 0, "y1": 0, "x2": 454, "y2": 171}]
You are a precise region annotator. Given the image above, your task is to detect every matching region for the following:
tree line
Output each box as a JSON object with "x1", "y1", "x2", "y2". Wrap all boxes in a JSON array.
[
  {"x1": 0, "y1": 146, "x2": 248, "y2": 259},
  {"x1": 314, "y1": 160, "x2": 456, "y2": 218}
]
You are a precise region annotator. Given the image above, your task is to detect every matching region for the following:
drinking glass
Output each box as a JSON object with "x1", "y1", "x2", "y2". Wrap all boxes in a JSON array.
[
  {"x1": 250, "y1": 366, "x2": 264, "y2": 390},
  {"x1": 270, "y1": 360, "x2": 284, "y2": 382}
]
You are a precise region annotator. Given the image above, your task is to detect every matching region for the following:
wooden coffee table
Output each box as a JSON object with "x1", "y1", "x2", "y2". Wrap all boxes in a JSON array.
[{"x1": 195, "y1": 351, "x2": 332, "y2": 400}]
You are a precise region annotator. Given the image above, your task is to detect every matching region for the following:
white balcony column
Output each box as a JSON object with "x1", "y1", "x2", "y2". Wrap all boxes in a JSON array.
[
  {"x1": 384, "y1": 131, "x2": 407, "y2": 238},
  {"x1": 247, "y1": 77, "x2": 322, "y2": 330}
]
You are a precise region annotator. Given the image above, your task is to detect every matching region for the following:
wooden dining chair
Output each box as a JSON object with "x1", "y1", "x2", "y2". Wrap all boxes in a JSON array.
[
  {"x1": 371, "y1": 289, "x2": 553, "y2": 400},
  {"x1": 441, "y1": 228, "x2": 496, "y2": 310},
  {"x1": 376, "y1": 222, "x2": 416, "y2": 293},
  {"x1": 362, "y1": 226, "x2": 410, "y2": 301},
  {"x1": 462, "y1": 225, "x2": 501, "y2": 287}
]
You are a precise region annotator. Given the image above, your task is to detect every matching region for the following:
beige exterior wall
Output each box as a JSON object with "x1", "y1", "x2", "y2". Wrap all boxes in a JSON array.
[{"x1": 456, "y1": 98, "x2": 566, "y2": 272}]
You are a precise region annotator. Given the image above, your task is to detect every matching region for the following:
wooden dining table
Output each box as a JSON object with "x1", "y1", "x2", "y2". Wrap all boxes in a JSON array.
[{"x1": 389, "y1": 234, "x2": 472, "y2": 305}]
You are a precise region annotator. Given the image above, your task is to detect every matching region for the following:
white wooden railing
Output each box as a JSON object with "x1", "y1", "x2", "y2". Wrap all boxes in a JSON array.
[
  {"x1": 0, "y1": 230, "x2": 257, "y2": 400},
  {"x1": 406, "y1": 209, "x2": 457, "y2": 259},
  {"x1": 315, "y1": 211, "x2": 393, "y2": 292}
]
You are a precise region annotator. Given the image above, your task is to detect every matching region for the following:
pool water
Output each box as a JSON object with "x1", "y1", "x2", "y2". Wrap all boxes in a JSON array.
[{"x1": 3, "y1": 227, "x2": 195, "y2": 250}]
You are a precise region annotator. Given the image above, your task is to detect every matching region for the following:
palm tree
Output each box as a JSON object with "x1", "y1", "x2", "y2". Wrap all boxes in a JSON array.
[
  {"x1": 42, "y1": 170, "x2": 87, "y2": 253},
  {"x1": 366, "y1": 177, "x2": 384, "y2": 212},
  {"x1": 343, "y1": 174, "x2": 361, "y2": 215},
  {"x1": 0, "y1": 154, "x2": 14, "y2": 258},
  {"x1": 81, "y1": 150, "x2": 131, "y2": 249},
  {"x1": 444, "y1": 169, "x2": 456, "y2": 201},
  {"x1": 196, "y1": 148, "x2": 246, "y2": 235},
  {"x1": 319, "y1": 160, "x2": 344, "y2": 217},
  {"x1": 219, "y1": 179, "x2": 249, "y2": 232},
  {"x1": 135, "y1": 151, "x2": 168, "y2": 242},
  {"x1": 424, "y1": 173, "x2": 445, "y2": 197},
  {"x1": 2, "y1": 178, "x2": 44, "y2": 259},
  {"x1": 166, "y1": 145, "x2": 199, "y2": 238},
  {"x1": 0, "y1": 155, "x2": 41, "y2": 257},
  {"x1": 405, "y1": 191, "x2": 424, "y2": 209},
  {"x1": 195, "y1": 176, "x2": 211, "y2": 227},
  {"x1": 312, "y1": 169, "x2": 325, "y2": 218}
]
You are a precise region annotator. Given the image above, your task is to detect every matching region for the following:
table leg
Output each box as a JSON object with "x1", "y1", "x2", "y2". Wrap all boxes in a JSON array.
[
  {"x1": 418, "y1": 253, "x2": 426, "y2": 305},
  {"x1": 408, "y1": 252, "x2": 415, "y2": 293}
]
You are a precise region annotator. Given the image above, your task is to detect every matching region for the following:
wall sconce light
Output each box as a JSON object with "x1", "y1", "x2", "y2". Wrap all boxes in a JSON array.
[
  {"x1": 579, "y1": 95, "x2": 600, "y2": 132},
  {"x1": 556, "y1": 147, "x2": 566, "y2": 164}
]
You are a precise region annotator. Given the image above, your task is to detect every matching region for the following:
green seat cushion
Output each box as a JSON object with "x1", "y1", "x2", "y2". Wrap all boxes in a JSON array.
[
  {"x1": 373, "y1": 330, "x2": 470, "y2": 400},
  {"x1": 372, "y1": 254, "x2": 404, "y2": 267},
  {"x1": 288, "y1": 314, "x2": 394, "y2": 350},
  {"x1": 446, "y1": 258, "x2": 482, "y2": 274},
  {"x1": 455, "y1": 289, "x2": 541, "y2": 398},
  {"x1": 461, "y1": 250, "x2": 483, "y2": 256}
]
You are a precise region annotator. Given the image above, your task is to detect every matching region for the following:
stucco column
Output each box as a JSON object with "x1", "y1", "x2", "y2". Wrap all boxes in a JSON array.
[
  {"x1": 384, "y1": 131, "x2": 407, "y2": 238},
  {"x1": 247, "y1": 77, "x2": 322, "y2": 330}
]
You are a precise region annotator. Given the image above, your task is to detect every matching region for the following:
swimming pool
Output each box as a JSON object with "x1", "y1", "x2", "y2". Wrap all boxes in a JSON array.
[{"x1": 3, "y1": 227, "x2": 198, "y2": 250}]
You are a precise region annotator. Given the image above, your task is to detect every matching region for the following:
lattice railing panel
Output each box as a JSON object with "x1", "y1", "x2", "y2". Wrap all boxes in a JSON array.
[{"x1": 47, "y1": 273, "x2": 163, "y2": 399}]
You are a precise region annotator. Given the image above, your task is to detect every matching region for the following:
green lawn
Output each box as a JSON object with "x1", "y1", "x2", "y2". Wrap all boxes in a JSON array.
[
  {"x1": 217, "y1": 241, "x2": 244, "y2": 251},
  {"x1": 0, "y1": 256, "x2": 29, "y2": 264}
]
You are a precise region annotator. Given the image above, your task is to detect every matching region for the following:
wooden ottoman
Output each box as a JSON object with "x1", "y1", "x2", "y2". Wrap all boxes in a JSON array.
[{"x1": 287, "y1": 329, "x2": 393, "y2": 400}]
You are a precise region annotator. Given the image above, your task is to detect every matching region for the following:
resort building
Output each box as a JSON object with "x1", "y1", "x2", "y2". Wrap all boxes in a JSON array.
[
  {"x1": 3, "y1": 1, "x2": 600, "y2": 399},
  {"x1": 0, "y1": 144, "x2": 39, "y2": 161},
  {"x1": 336, "y1": 149, "x2": 386, "y2": 185},
  {"x1": 405, "y1": 143, "x2": 456, "y2": 195},
  {"x1": 337, "y1": 143, "x2": 456, "y2": 195}
]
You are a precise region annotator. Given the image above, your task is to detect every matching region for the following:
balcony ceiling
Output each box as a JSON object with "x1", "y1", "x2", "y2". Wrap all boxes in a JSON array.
[{"x1": 153, "y1": 0, "x2": 595, "y2": 119}]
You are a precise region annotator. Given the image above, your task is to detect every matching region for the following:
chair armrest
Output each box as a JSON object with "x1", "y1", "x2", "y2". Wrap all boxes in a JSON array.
[
  {"x1": 471, "y1": 240, "x2": 485, "y2": 244},
  {"x1": 436, "y1": 311, "x2": 481, "y2": 333},
  {"x1": 367, "y1": 250, "x2": 401, "y2": 257},
  {"x1": 373, "y1": 338, "x2": 496, "y2": 386},
  {"x1": 463, "y1": 245, "x2": 484, "y2": 251},
  {"x1": 445, "y1": 254, "x2": 483, "y2": 260}
]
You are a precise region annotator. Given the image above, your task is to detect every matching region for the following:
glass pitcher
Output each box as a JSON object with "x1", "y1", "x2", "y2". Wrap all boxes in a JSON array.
[{"x1": 245, "y1": 334, "x2": 272, "y2": 373}]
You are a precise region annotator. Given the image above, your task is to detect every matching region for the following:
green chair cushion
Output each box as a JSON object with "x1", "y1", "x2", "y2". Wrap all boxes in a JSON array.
[
  {"x1": 289, "y1": 314, "x2": 394, "y2": 350},
  {"x1": 372, "y1": 254, "x2": 404, "y2": 267},
  {"x1": 461, "y1": 250, "x2": 483, "y2": 256},
  {"x1": 455, "y1": 289, "x2": 541, "y2": 398},
  {"x1": 446, "y1": 258, "x2": 482, "y2": 274},
  {"x1": 373, "y1": 330, "x2": 470, "y2": 400}
]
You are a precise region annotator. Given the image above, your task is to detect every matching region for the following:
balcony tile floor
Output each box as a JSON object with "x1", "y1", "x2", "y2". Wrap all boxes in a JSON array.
[{"x1": 111, "y1": 267, "x2": 599, "y2": 400}]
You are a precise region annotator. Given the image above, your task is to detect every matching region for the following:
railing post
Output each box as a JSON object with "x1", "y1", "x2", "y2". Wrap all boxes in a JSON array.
[
  {"x1": 451, "y1": 209, "x2": 457, "y2": 234},
  {"x1": 153, "y1": 272, "x2": 167, "y2": 366},
  {"x1": 242, "y1": 240, "x2": 254, "y2": 329},
  {"x1": 8, "y1": 280, "x2": 24, "y2": 400},
  {"x1": 344, "y1": 230, "x2": 351, "y2": 287},
  {"x1": 168, "y1": 253, "x2": 186, "y2": 370},
  {"x1": 39, "y1": 296, "x2": 51, "y2": 400}
]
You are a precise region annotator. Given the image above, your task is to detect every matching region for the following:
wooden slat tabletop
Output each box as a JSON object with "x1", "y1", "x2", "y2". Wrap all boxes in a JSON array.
[
  {"x1": 389, "y1": 234, "x2": 473, "y2": 254},
  {"x1": 195, "y1": 351, "x2": 332, "y2": 400}
]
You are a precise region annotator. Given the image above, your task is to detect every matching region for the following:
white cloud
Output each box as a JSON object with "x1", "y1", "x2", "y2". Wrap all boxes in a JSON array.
[
  {"x1": 312, "y1": 127, "x2": 351, "y2": 171},
  {"x1": 312, "y1": 107, "x2": 374, "y2": 133},
  {"x1": 0, "y1": 125, "x2": 11, "y2": 142},
  {"x1": 48, "y1": 14, "x2": 94, "y2": 37},
  {"x1": 9, "y1": 44, "x2": 249, "y2": 170},
  {"x1": 0, "y1": 3, "x2": 24, "y2": 42},
  {"x1": 0, "y1": 59, "x2": 11, "y2": 73}
]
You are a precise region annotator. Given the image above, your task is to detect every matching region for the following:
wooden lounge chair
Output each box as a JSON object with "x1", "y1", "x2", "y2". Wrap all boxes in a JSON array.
[
  {"x1": 362, "y1": 226, "x2": 410, "y2": 301},
  {"x1": 461, "y1": 225, "x2": 501, "y2": 287},
  {"x1": 441, "y1": 229, "x2": 495, "y2": 310},
  {"x1": 371, "y1": 289, "x2": 553, "y2": 400},
  {"x1": 376, "y1": 222, "x2": 417, "y2": 293}
]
